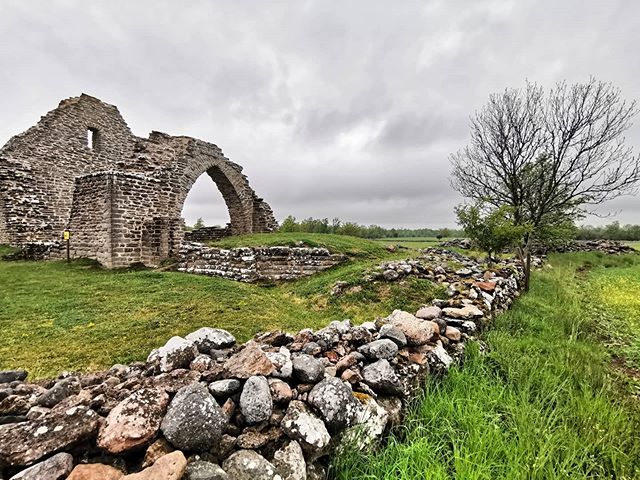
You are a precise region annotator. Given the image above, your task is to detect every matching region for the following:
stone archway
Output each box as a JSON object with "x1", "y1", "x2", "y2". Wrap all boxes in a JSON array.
[{"x1": 0, "y1": 95, "x2": 277, "y2": 267}]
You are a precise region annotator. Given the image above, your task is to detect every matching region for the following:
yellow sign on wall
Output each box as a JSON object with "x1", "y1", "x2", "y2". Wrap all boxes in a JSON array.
[{"x1": 63, "y1": 231, "x2": 70, "y2": 241}]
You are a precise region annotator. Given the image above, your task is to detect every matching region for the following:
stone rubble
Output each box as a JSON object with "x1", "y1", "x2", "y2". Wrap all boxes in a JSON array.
[{"x1": 0, "y1": 248, "x2": 524, "y2": 479}]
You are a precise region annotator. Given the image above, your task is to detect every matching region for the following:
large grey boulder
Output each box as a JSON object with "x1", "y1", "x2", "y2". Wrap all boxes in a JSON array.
[
  {"x1": 378, "y1": 324, "x2": 407, "y2": 347},
  {"x1": 208, "y1": 379, "x2": 241, "y2": 398},
  {"x1": 281, "y1": 401, "x2": 330, "y2": 454},
  {"x1": 240, "y1": 376, "x2": 273, "y2": 424},
  {"x1": 147, "y1": 336, "x2": 199, "y2": 373},
  {"x1": 222, "y1": 450, "x2": 282, "y2": 480},
  {"x1": 362, "y1": 360, "x2": 403, "y2": 395},
  {"x1": 9, "y1": 452, "x2": 73, "y2": 480},
  {"x1": 186, "y1": 327, "x2": 236, "y2": 353},
  {"x1": 292, "y1": 354, "x2": 325, "y2": 383},
  {"x1": 357, "y1": 339, "x2": 398, "y2": 360},
  {"x1": 307, "y1": 377, "x2": 360, "y2": 432},
  {"x1": 160, "y1": 383, "x2": 227, "y2": 451}
]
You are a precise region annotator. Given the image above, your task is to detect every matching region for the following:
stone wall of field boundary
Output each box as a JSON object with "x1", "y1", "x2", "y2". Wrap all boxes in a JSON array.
[
  {"x1": 177, "y1": 242, "x2": 348, "y2": 282},
  {"x1": 0, "y1": 248, "x2": 526, "y2": 479}
]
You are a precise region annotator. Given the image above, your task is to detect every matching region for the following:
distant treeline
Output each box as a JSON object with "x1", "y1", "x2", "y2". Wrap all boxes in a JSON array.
[
  {"x1": 278, "y1": 216, "x2": 463, "y2": 239},
  {"x1": 574, "y1": 222, "x2": 640, "y2": 241}
]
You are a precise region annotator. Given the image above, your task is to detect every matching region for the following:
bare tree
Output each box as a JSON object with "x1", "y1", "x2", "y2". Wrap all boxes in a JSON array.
[{"x1": 451, "y1": 78, "x2": 640, "y2": 290}]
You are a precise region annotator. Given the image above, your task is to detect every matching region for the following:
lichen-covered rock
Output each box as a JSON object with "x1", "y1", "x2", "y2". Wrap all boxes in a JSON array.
[
  {"x1": 9, "y1": 452, "x2": 73, "y2": 480},
  {"x1": 281, "y1": 401, "x2": 330, "y2": 454},
  {"x1": 307, "y1": 377, "x2": 360, "y2": 432},
  {"x1": 265, "y1": 347, "x2": 293, "y2": 379},
  {"x1": 67, "y1": 463, "x2": 124, "y2": 480},
  {"x1": 385, "y1": 310, "x2": 434, "y2": 346},
  {"x1": 147, "y1": 337, "x2": 199, "y2": 373},
  {"x1": 185, "y1": 327, "x2": 236, "y2": 353},
  {"x1": 292, "y1": 354, "x2": 325, "y2": 383},
  {"x1": 336, "y1": 396, "x2": 389, "y2": 453},
  {"x1": 427, "y1": 344, "x2": 454, "y2": 373},
  {"x1": 357, "y1": 339, "x2": 398, "y2": 360},
  {"x1": 184, "y1": 460, "x2": 229, "y2": 480},
  {"x1": 190, "y1": 355, "x2": 215, "y2": 372},
  {"x1": 0, "y1": 405, "x2": 99, "y2": 466},
  {"x1": 123, "y1": 451, "x2": 187, "y2": 479},
  {"x1": 362, "y1": 360, "x2": 403, "y2": 395},
  {"x1": 273, "y1": 440, "x2": 306, "y2": 480},
  {"x1": 222, "y1": 450, "x2": 282, "y2": 480},
  {"x1": 222, "y1": 342, "x2": 276, "y2": 379},
  {"x1": 240, "y1": 376, "x2": 273, "y2": 424},
  {"x1": 160, "y1": 384, "x2": 227, "y2": 451},
  {"x1": 97, "y1": 388, "x2": 169, "y2": 453}
]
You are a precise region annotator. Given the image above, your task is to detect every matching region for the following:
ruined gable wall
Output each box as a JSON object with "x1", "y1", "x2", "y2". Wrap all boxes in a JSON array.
[{"x1": 0, "y1": 95, "x2": 134, "y2": 244}]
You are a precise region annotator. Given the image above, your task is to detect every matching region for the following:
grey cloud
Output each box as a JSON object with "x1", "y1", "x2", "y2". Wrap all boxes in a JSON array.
[{"x1": 0, "y1": 0, "x2": 639, "y2": 229}]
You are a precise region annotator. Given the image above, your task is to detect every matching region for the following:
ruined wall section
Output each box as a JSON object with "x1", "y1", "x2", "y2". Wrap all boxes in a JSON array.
[
  {"x1": 0, "y1": 94, "x2": 277, "y2": 268},
  {"x1": 0, "y1": 95, "x2": 134, "y2": 244},
  {"x1": 67, "y1": 174, "x2": 114, "y2": 265}
]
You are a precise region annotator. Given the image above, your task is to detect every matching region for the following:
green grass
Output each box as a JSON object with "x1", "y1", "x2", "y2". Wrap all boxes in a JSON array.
[
  {"x1": 332, "y1": 252, "x2": 640, "y2": 479},
  {"x1": 624, "y1": 241, "x2": 640, "y2": 251},
  {"x1": 374, "y1": 237, "x2": 448, "y2": 250},
  {"x1": 0, "y1": 235, "x2": 442, "y2": 378}
]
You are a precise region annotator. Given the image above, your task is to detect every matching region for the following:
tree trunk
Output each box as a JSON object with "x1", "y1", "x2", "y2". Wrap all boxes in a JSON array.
[{"x1": 524, "y1": 249, "x2": 531, "y2": 292}]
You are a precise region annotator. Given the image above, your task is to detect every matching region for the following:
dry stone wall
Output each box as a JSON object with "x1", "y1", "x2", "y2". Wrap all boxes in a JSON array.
[
  {"x1": 178, "y1": 243, "x2": 348, "y2": 282},
  {"x1": 0, "y1": 94, "x2": 277, "y2": 268},
  {"x1": 0, "y1": 248, "x2": 525, "y2": 479}
]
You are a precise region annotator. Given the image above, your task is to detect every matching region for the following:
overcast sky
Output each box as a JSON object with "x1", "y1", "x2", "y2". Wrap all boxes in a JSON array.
[{"x1": 1, "y1": 0, "x2": 638, "y2": 228}]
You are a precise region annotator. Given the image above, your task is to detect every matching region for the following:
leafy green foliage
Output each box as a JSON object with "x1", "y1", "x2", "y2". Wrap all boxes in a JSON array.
[
  {"x1": 455, "y1": 203, "x2": 529, "y2": 263},
  {"x1": 277, "y1": 215, "x2": 462, "y2": 239},
  {"x1": 333, "y1": 253, "x2": 640, "y2": 479},
  {"x1": 193, "y1": 217, "x2": 205, "y2": 229}
]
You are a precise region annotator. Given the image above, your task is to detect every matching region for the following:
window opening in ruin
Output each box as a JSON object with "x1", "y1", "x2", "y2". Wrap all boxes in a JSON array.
[
  {"x1": 87, "y1": 128, "x2": 99, "y2": 150},
  {"x1": 181, "y1": 173, "x2": 231, "y2": 231}
]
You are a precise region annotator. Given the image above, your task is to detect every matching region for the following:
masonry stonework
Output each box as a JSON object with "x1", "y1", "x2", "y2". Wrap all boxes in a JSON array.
[{"x1": 0, "y1": 94, "x2": 277, "y2": 267}]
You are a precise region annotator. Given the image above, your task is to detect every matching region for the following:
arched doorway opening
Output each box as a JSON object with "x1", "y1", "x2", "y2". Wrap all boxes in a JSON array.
[{"x1": 181, "y1": 172, "x2": 232, "y2": 242}]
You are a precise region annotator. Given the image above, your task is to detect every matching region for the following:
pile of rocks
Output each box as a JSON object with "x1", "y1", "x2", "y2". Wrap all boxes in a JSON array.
[
  {"x1": 0, "y1": 250, "x2": 524, "y2": 480},
  {"x1": 533, "y1": 239, "x2": 636, "y2": 255},
  {"x1": 438, "y1": 238, "x2": 471, "y2": 249}
]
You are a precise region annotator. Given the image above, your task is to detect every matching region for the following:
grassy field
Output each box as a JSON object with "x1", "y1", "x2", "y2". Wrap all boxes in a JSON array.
[
  {"x1": 374, "y1": 237, "x2": 450, "y2": 249},
  {"x1": 333, "y1": 252, "x2": 640, "y2": 479},
  {"x1": 0, "y1": 234, "x2": 444, "y2": 378}
]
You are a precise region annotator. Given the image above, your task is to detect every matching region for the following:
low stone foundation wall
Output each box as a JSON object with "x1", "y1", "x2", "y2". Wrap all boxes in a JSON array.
[
  {"x1": 177, "y1": 243, "x2": 348, "y2": 282},
  {"x1": 0, "y1": 248, "x2": 524, "y2": 479},
  {"x1": 184, "y1": 226, "x2": 231, "y2": 243}
]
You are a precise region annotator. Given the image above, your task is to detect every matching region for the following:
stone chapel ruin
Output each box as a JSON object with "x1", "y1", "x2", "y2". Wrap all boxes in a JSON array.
[{"x1": 0, "y1": 94, "x2": 277, "y2": 267}]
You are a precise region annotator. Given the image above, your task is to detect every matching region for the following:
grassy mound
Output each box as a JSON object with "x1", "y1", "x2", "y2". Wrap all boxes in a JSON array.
[{"x1": 332, "y1": 252, "x2": 640, "y2": 479}]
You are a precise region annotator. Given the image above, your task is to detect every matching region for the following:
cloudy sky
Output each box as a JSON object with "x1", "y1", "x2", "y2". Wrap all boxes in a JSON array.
[{"x1": 1, "y1": 0, "x2": 638, "y2": 228}]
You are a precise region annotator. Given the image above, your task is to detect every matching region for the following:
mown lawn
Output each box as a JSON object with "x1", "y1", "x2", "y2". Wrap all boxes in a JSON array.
[
  {"x1": 0, "y1": 234, "x2": 443, "y2": 378},
  {"x1": 332, "y1": 252, "x2": 640, "y2": 479}
]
